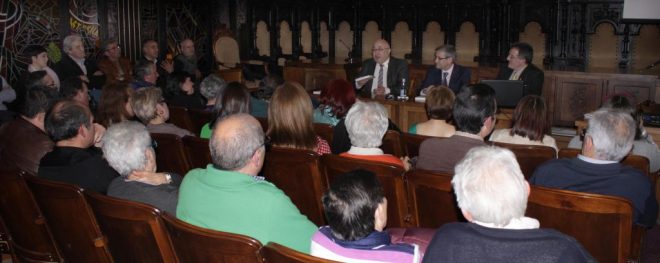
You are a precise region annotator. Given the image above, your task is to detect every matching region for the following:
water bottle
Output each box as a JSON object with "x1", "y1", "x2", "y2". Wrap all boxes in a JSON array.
[{"x1": 398, "y1": 78, "x2": 408, "y2": 101}]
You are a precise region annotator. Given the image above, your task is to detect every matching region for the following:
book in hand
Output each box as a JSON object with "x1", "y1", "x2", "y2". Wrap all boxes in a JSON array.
[{"x1": 355, "y1": 75, "x2": 374, "y2": 89}]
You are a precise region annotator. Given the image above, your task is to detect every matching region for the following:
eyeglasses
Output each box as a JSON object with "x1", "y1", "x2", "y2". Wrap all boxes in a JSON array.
[
  {"x1": 436, "y1": 57, "x2": 450, "y2": 60},
  {"x1": 106, "y1": 45, "x2": 120, "y2": 51},
  {"x1": 372, "y1": 48, "x2": 390, "y2": 52}
]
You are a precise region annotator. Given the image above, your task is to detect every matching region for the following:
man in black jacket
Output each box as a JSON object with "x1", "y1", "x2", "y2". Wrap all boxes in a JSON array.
[
  {"x1": 417, "y1": 45, "x2": 471, "y2": 95},
  {"x1": 54, "y1": 34, "x2": 105, "y2": 89},
  {"x1": 496, "y1": 42, "x2": 544, "y2": 96},
  {"x1": 355, "y1": 39, "x2": 409, "y2": 99}
]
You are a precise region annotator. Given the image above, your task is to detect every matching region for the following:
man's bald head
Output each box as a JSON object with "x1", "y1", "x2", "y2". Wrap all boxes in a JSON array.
[
  {"x1": 372, "y1": 39, "x2": 391, "y2": 64},
  {"x1": 210, "y1": 114, "x2": 265, "y2": 171}
]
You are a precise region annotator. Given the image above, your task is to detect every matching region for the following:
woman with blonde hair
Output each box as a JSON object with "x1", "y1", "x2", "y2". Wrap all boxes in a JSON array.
[{"x1": 267, "y1": 82, "x2": 330, "y2": 154}]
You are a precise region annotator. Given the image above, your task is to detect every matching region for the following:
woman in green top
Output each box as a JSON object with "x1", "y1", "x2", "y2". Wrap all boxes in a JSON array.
[
  {"x1": 408, "y1": 85, "x2": 456, "y2": 138},
  {"x1": 199, "y1": 82, "x2": 251, "y2": 138}
]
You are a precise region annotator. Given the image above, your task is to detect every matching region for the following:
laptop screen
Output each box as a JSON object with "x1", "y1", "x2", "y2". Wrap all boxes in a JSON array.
[{"x1": 479, "y1": 80, "x2": 525, "y2": 108}]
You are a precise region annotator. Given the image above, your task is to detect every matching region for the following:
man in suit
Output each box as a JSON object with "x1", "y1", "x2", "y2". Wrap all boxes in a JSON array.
[
  {"x1": 53, "y1": 34, "x2": 105, "y2": 90},
  {"x1": 417, "y1": 45, "x2": 471, "y2": 95},
  {"x1": 496, "y1": 42, "x2": 544, "y2": 96},
  {"x1": 137, "y1": 39, "x2": 173, "y2": 88},
  {"x1": 355, "y1": 39, "x2": 409, "y2": 99}
]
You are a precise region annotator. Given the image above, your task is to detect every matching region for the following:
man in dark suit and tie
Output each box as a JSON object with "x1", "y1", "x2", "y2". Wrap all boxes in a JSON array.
[
  {"x1": 355, "y1": 39, "x2": 409, "y2": 99},
  {"x1": 417, "y1": 45, "x2": 471, "y2": 95},
  {"x1": 496, "y1": 42, "x2": 544, "y2": 96}
]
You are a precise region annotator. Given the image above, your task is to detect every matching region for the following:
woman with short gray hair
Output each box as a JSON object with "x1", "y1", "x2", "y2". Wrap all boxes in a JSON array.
[
  {"x1": 199, "y1": 74, "x2": 227, "y2": 111},
  {"x1": 131, "y1": 87, "x2": 193, "y2": 138}
]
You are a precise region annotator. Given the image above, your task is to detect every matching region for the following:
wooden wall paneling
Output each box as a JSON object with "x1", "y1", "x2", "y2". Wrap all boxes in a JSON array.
[
  {"x1": 455, "y1": 22, "x2": 479, "y2": 64},
  {"x1": 408, "y1": 64, "x2": 429, "y2": 92},
  {"x1": 391, "y1": 22, "x2": 412, "y2": 59},
  {"x1": 256, "y1": 20, "x2": 270, "y2": 56},
  {"x1": 399, "y1": 102, "x2": 427, "y2": 132},
  {"x1": 604, "y1": 77, "x2": 656, "y2": 104},
  {"x1": 117, "y1": 0, "x2": 142, "y2": 61},
  {"x1": 279, "y1": 21, "x2": 293, "y2": 56},
  {"x1": 588, "y1": 23, "x2": 619, "y2": 69},
  {"x1": 319, "y1": 21, "x2": 329, "y2": 54},
  {"x1": 519, "y1": 22, "x2": 546, "y2": 66},
  {"x1": 552, "y1": 74, "x2": 603, "y2": 126},
  {"x1": 300, "y1": 21, "x2": 312, "y2": 55},
  {"x1": 422, "y1": 21, "x2": 444, "y2": 64},
  {"x1": 335, "y1": 21, "x2": 353, "y2": 62}
]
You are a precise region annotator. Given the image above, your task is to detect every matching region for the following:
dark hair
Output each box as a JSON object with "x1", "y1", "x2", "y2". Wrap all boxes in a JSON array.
[
  {"x1": 255, "y1": 74, "x2": 284, "y2": 100},
  {"x1": 511, "y1": 42, "x2": 533, "y2": 64},
  {"x1": 602, "y1": 95, "x2": 644, "y2": 140},
  {"x1": 60, "y1": 77, "x2": 85, "y2": 99},
  {"x1": 435, "y1": 45, "x2": 457, "y2": 59},
  {"x1": 97, "y1": 82, "x2": 133, "y2": 127},
  {"x1": 210, "y1": 82, "x2": 251, "y2": 128},
  {"x1": 510, "y1": 95, "x2": 549, "y2": 141},
  {"x1": 141, "y1": 38, "x2": 157, "y2": 48},
  {"x1": 24, "y1": 45, "x2": 48, "y2": 59},
  {"x1": 21, "y1": 86, "x2": 59, "y2": 118},
  {"x1": 425, "y1": 86, "x2": 455, "y2": 120},
  {"x1": 453, "y1": 83, "x2": 496, "y2": 134},
  {"x1": 319, "y1": 79, "x2": 356, "y2": 119},
  {"x1": 267, "y1": 82, "x2": 317, "y2": 150},
  {"x1": 25, "y1": 71, "x2": 49, "y2": 89},
  {"x1": 134, "y1": 60, "x2": 155, "y2": 82},
  {"x1": 322, "y1": 169, "x2": 385, "y2": 241},
  {"x1": 45, "y1": 100, "x2": 92, "y2": 141},
  {"x1": 165, "y1": 71, "x2": 194, "y2": 97}
]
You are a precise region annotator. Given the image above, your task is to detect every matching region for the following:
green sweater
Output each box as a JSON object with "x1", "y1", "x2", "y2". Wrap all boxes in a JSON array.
[{"x1": 177, "y1": 165, "x2": 317, "y2": 253}]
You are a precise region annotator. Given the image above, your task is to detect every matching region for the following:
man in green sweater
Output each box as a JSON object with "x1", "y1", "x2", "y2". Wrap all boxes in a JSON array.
[{"x1": 177, "y1": 113, "x2": 317, "y2": 253}]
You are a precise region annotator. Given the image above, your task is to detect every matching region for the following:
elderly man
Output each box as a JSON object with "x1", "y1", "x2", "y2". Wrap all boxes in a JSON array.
[
  {"x1": 416, "y1": 83, "x2": 496, "y2": 173},
  {"x1": 176, "y1": 114, "x2": 317, "y2": 253},
  {"x1": 131, "y1": 60, "x2": 159, "y2": 90},
  {"x1": 0, "y1": 86, "x2": 58, "y2": 175},
  {"x1": 199, "y1": 74, "x2": 227, "y2": 111},
  {"x1": 138, "y1": 39, "x2": 172, "y2": 88},
  {"x1": 531, "y1": 109, "x2": 658, "y2": 227},
  {"x1": 38, "y1": 100, "x2": 118, "y2": 193},
  {"x1": 103, "y1": 121, "x2": 181, "y2": 214},
  {"x1": 174, "y1": 38, "x2": 202, "y2": 79},
  {"x1": 54, "y1": 34, "x2": 105, "y2": 89},
  {"x1": 355, "y1": 39, "x2": 409, "y2": 99},
  {"x1": 97, "y1": 39, "x2": 133, "y2": 84},
  {"x1": 496, "y1": 42, "x2": 544, "y2": 96},
  {"x1": 418, "y1": 45, "x2": 471, "y2": 95},
  {"x1": 339, "y1": 100, "x2": 408, "y2": 169},
  {"x1": 423, "y1": 146, "x2": 594, "y2": 262}
]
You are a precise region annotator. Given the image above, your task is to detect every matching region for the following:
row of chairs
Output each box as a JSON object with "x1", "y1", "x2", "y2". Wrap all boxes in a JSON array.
[{"x1": 0, "y1": 167, "x2": 336, "y2": 263}]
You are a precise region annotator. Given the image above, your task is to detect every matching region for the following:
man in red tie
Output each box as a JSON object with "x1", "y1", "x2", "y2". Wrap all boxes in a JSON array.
[{"x1": 355, "y1": 39, "x2": 409, "y2": 99}]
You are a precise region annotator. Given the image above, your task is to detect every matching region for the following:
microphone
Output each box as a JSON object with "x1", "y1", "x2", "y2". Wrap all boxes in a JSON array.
[{"x1": 339, "y1": 39, "x2": 354, "y2": 63}]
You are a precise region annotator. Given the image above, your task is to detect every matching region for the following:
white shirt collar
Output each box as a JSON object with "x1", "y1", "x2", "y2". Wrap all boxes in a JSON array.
[
  {"x1": 347, "y1": 146, "x2": 384, "y2": 155},
  {"x1": 473, "y1": 216, "x2": 540, "y2": 230},
  {"x1": 577, "y1": 154, "x2": 618, "y2": 164}
]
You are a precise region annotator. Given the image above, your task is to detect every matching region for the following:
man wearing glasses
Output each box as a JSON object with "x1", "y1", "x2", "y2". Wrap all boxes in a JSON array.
[
  {"x1": 496, "y1": 42, "x2": 544, "y2": 96},
  {"x1": 355, "y1": 39, "x2": 409, "y2": 99},
  {"x1": 97, "y1": 39, "x2": 133, "y2": 84},
  {"x1": 417, "y1": 45, "x2": 472, "y2": 95}
]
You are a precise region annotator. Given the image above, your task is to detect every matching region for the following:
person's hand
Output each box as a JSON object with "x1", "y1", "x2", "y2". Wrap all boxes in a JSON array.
[
  {"x1": 401, "y1": 156, "x2": 411, "y2": 171},
  {"x1": 79, "y1": 75, "x2": 90, "y2": 83},
  {"x1": 375, "y1": 86, "x2": 386, "y2": 96},
  {"x1": 93, "y1": 123, "x2": 106, "y2": 148},
  {"x1": 160, "y1": 60, "x2": 174, "y2": 73},
  {"x1": 126, "y1": 171, "x2": 170, "y2": 185}
]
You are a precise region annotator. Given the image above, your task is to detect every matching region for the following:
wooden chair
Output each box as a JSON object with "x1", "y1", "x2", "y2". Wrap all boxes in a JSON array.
[
  {"x1": 263, "y1": 147, "x2": 326, "y2": 226},
  {"x1": 188, "y1": 108, "x2": 215, "y2": 135},
  {"x1": 0, "y1": 168, "x2": 61, "y2": 262},
  {"x1": 24, "y1": 176, "x2": 112, "y2": 263},
  {"x1": 558, "y1": 148, "x2": 655, "y2": 185},
  {"x1": 526, "y1": 186, "x2": 636, "y2": 263},
  {"x1": 161, "y1": 213, "x2": 263, "y2": 262},
  {"x1": 151, "y1": 133, "x2": 193, "y2": 176},
  {"x1": 168, "y1": 106, "x2": 196, "y2": 134},
  {"x1": 313, "y1": 123, "x2": 334, "y2": 145},
  {"x1": 381, "y1": 130, "x2": 406, "y2": 157},
  {"x1": 319, "y1": 154, "x2": 410, "y2": 227},
  {"x1": 492, "y1": 142, "x2": 556, "y2": 179},
  {"x1": 182, "y1": 136, "x2": 212, "y2": 169},
  {"x1": 217, "y1": 68, "x2": 244, "y2": 83},
  {"x1": 85, "y1": 192, "x2": 177, "y2": 263},
  {"x1": 261, "y1": 242, "x2": 338, "y2": 263},
  {"x1": 401, "y1": 132, "x2": 433, "y2": 158},
  {"x1": 405, "y1": 169, "x2": 464, "y2": 228}
]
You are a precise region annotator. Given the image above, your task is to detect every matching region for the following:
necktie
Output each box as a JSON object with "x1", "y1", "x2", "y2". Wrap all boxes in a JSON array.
[
  {"x1": 377, "y1": 64, "x2": 384, "y2": 87},
  {"x1": 441, "y1": 72, "x2": 448, "y2": 87},
  {"x1": 510, "y1": 71, "x2": 519, "y2": 80}
]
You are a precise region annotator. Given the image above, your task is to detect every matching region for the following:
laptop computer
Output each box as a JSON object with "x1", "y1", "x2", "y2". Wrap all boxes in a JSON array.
[{"x1": 479, "y1": 80, "x2": 525, "y2": 108}]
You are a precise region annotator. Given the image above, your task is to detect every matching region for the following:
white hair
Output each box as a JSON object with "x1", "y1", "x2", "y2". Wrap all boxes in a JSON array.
[
  {"x1": 101, "y1": 121, "x2": 153, "y2": 176},
  {"x1": 587, "y1": 108, "x2": 635, "y2": 161},
  {"x1": 63, "y1": 34, "x2": 82, "y2": 53},
  {"x1": 452, "y1": 146, "x2": 528, "y2": 226},
  {"x1": 345, "y1": 101, "x2": 389, "y2": 148},
  {"x1": 200, "y1": 75, "x2": 227, "y2": 100}
]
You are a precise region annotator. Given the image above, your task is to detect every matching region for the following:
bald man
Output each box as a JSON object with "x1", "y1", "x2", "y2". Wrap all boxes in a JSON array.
[
  {"x1": 355, "y1": 39, "x2": 409, "y2": 99},
  {"x1": 174, "y1": 38, "x2": 202, "y2": 79}
]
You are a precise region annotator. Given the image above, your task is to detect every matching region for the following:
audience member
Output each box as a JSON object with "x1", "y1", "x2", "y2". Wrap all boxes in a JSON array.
[
  {"x1": 250, "y1": 74, "x2": 284, "y2": 118},
  {"x1": 173, "y1": 39, "x2": 202, "y2": 79},
  {"x1": 311, "y1": 169, "x2": 420, "y2": 262},
  {"x1": 60, "y1": 77, "x2": 90, "y2": 107},
  {"x1": 132, "y1": 87, "x2": 193, "y2": 138},
  {"x1": 131, "y1": 60, "x2": 158, "y2": 90},
  {"x1": 25, "y1": 70, "x2": 56, "y2": 89},
  {"x1": 138, "y1": 39, "x2": 172, "y2": 88},
  {"x1": 38, "y1": 100, "x2": 118, "y2": 193},
  {"x1": 267, "y1": 82, "x2": 330, "y2": 155},
  {"x1": 0, "y1": 75, "x2": 16, "y2": 123},
  {"x1": 341, "y1": 100, "x2": 409, "y2": 169},
  {"x1": 531, "y1": 108, "x2": 658, "y2": 227},
  {"x1": 408, "y1": 86, "x2": 456, "y2": 137},
  {"x1": 54, "y1": 34, "x2": 105, "y2": 89},
  {"x1": 97, "y1": 39, "x2": 133, "y2": 84},
  {"x1": 423, "y1": 146, "x2": 594, "y2": 262},
  {"x1": 199, "y1": 74, "x2": 227, "y2": 111},
  {"x1": 416, "y1": 84, "x2": 496, "y2": 173},
  {"x1": 200, "y1": 82, "x2": 251, "y2": 138},
  {"x1": 496, "y1": 42, "x2": 544, "y2": 96},
  {"x1": 177, "y1": 114, "x2": 317, "y2": 253},
  {"x1": 24, "y1": 45, "x2": 60, "y2": 88},
  {"x1": 417, "y1": 45, "x2": 471, "y2": 95},
  {"x1": 165, "y1": 71, "x2": 204, "y2": 110},
  {"x1": 490, "y1": 95, "x2": 557, "y2": 151},
  {"x1": 103, "y1": 121, "x2": 181, "y2": 214},
  {"x1": 355, "y1": 39, "x2": 409, "y2": 98},
  {"x1": 0, "y1": 86, "x2": 58, "y2": 175},
  {"x1": 313, "y1": 79, "x2": 356, "y2": 126},
  {"x1": 97, "y1": 82, "x2": 135, "y2": 128}
]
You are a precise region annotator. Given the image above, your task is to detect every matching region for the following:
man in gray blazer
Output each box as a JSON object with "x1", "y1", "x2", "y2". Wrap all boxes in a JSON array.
[{"x1": 355, "y1": 39, "x2": 409, "y2": 98}]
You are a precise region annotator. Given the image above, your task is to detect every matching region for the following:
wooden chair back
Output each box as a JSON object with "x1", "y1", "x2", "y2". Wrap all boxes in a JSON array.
[
  {"x1": 405, "y1": 169, "x2": 464, "y2": 228},
  {"x1": 526, "y1": 186, "x2": 634, "y2": 263},
  {"x1": 319, "y1": 154, "x2": 410, "y2": 227},
  {"x1": 492, "y1": 142, "x2": 556, "y2": 179},
  {"x1": 188, "y1": 108, "x2": 215, "y2": 135},
  {"x1": 261, "y1": 242, "x2": 338, "y2": 263},
  {"x1": 217, "y1": 68, "x2": 243, "y2": 83},
  {"x1": 168, "y1": 106, "x2": 196, "y2": 133},
  {"x1": 85, "y1": 192, "x2": 176, "y2": 263},
  {"x1": 558, "y1": 148, "x2": 654, "y2": 184},
  {"x1": 162, "y1": 213, "x2": 263, "y2": 262},
  {"x1": 401, "y1": 132, "x2": 433, "y2": 158},
  {"x1": 313, "y1": 123, "x2": 334, "y2": 145},
  {"x1": 264, "y1": 147, "x2": 326, "y2": 225},
  {"x1": 151, "y1": 133, "x2": 192, "y2": 176},
  {"x1": 0, "y1": 168, "x2": 61, "y2": 262},
  {"x1": 24, "y1": 176, "x2": 112, "y2": 263},
  {"x1": 381, "y1": 130, "x2": 406, "y2": 157},
  {"x1": 182, "y1": 136, "x2": 212, "y2": 169}
]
